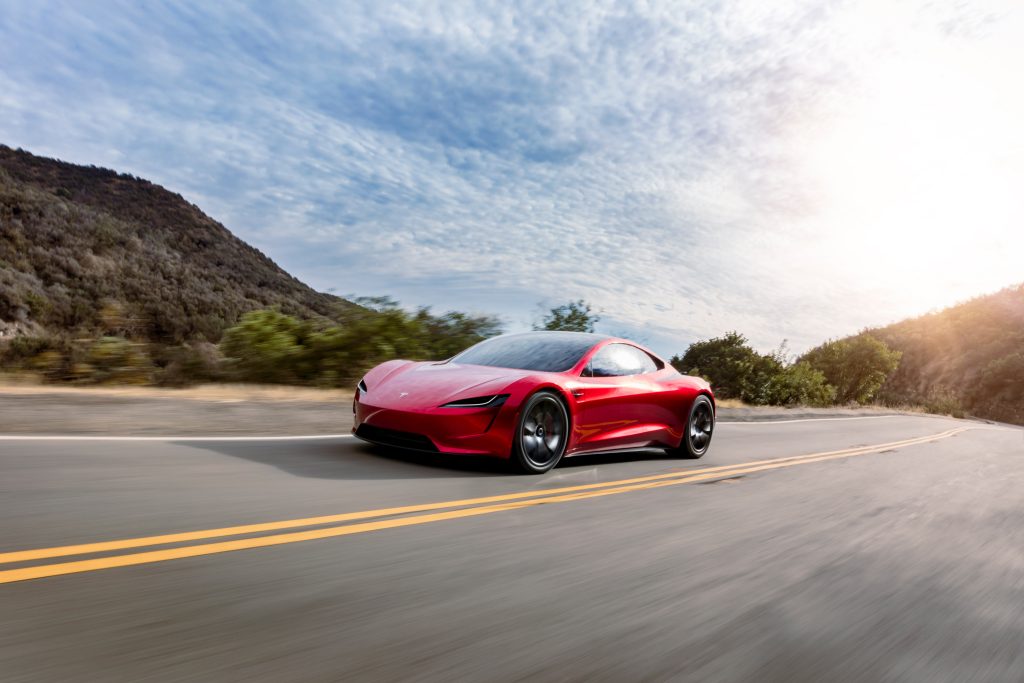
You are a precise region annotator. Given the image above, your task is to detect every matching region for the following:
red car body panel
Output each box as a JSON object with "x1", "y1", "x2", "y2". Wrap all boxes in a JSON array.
[{"x1": 353, "y1": 336, "x2": 714, "y2": 459}]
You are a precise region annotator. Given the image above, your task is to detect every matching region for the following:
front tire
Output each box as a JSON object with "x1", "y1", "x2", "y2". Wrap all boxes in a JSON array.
[
  {"x1": 512, "y1": 391, "x2": 569, "y2": 474},
  {"x1": 671, "y1": 394, "x2": 714, "y2": 459}
]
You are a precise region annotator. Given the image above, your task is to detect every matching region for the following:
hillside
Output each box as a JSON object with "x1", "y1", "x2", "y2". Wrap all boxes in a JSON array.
[
  {"x1": 0, "y1": 145, "x2": 353, "y2": 344},
  {"x1": 862, "y1": 285, "x2": 1024, "y2": 424}
]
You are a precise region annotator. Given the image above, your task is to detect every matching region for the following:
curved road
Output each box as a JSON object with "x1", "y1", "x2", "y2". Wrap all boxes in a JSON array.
[{"x1": 1, "y1": 415, "x2": 1021, "y2": 681}]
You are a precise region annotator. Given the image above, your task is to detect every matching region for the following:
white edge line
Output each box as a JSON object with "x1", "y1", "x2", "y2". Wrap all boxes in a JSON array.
[{"x1": 717, "y1": 415, "x2": 908, "y2": 425}]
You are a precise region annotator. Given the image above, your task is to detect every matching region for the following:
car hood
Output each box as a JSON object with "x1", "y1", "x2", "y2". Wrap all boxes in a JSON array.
[{"x1": 365, "y1": 361, "x2": 535, "y2": 410}]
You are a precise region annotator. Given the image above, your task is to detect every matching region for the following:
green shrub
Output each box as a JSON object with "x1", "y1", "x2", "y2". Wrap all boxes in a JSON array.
[
  {"x1": 801, "y1": 335, "x2": 901, "y2": 404},
  {"x1": 220, "y1": 310, "x2": 310, "y2": 384},
  {"x1": 155, "y1": 342, "x2": 224, "y2": 386},
  {"x1": 922, "y1": 389, "x2": 965, "y2": 418},
  {"x1": 81, "y1": 336, "x2": 154, "y2": 385},
  {"x1": 3, "y1": 335, "x2": 55, "y2": 363},
  {"x1": 764, "y1": 362, "x2": 836, "y2": 407}
]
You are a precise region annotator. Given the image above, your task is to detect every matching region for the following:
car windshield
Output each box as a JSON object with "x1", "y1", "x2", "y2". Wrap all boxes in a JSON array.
[{"x1": 452, "y1": 333, "x2": 599, "y2": 372}]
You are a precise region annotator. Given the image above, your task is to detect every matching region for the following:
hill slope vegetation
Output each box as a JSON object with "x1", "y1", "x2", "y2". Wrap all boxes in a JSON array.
[
  {"x1": 864, "y1": 285, "x2": 1024, "y2": 424},
  {"x1": 0, "y1": 145, "x2": 354, "y2": 344}
]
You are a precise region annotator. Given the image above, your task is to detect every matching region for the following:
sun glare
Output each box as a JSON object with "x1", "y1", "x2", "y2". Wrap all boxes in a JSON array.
[{"x1": 797, "y1": 25, "x2": 1023, "y2": 316}]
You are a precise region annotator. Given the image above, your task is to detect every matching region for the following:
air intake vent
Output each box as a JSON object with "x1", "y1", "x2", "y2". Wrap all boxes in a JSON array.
[{"x1": 355, "y1": 424, "x2": 438, "y2": 452}]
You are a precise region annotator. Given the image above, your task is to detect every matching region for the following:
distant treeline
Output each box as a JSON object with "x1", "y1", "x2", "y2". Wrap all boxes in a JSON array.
[
  {"x1": 669, "y1": 331, "x2": 902, "y2": 410},
  {"x1": 0, "y1": 293, "x2": 903, "y2": 412},
  {"x1": 0, "y1": 299, "x2": 501, "y2": 387}
]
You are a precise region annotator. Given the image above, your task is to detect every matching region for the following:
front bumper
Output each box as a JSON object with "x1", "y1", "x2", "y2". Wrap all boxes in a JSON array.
[{"x1": 353, "y1": 399, "x2": 516, "y2": 457}]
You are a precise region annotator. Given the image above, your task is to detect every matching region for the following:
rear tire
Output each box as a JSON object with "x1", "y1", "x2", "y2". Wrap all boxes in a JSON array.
[
  {"x1": 670, "y1": 394, "x2": 714, "y2": 459},
  {"x1": 512, "y1": 391, "x2": 569, "y2": 474}
]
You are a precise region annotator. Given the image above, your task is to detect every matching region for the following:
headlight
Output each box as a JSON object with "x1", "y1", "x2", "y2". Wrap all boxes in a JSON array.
[{"x1": 440, "y1": 394, "x2": 509, "y2": 408}]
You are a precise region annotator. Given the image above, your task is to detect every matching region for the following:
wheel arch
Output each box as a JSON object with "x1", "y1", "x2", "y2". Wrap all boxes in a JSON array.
[
  {"x1": 699, "y1": 389, "x2": 716, "y2": 413},
  {"x1": 520, "y1": 383, "x2": 574, "y2": 430}
]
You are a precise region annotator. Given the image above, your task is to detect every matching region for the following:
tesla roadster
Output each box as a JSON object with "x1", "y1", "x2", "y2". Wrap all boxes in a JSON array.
[{"x1": 353, "y1": 331, "x2": 715, "y2": 473}]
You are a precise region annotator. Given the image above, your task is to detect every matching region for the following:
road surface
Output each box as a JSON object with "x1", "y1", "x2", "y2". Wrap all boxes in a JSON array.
[{"x1": 1, "y1": 415, "x2": 1021, "y2": 681}]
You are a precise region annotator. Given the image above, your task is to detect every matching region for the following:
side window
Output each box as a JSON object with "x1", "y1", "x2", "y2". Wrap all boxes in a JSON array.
[{"x1": 587, "y1": 344, "x2": 660, "y2": 377}]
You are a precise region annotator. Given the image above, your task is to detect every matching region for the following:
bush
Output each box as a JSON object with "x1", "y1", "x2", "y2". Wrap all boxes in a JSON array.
[
  {"x1": 80, "y1": 336, "x2": 154, "y2": 385},
  {"x1": 1, "y1": 334, "x2": 72, "y2": 381},
  {"x1": 2, "y1": 335, "x2": 55, "y2": 363},
  {"x1": 801, "y1": 335, "x2": 901, "y2": 404},
  {"x1": 155, "y1": 342, "x2": 224, "y2": 386},
  {"x1": 921, "y1": 389, "x2": 965, "y2": 418},
  {"x1": 764, "y1": 362, "x2": 836, "y2": 407},
  {"x1": 219, "y1": 310, "x2": 310, "y2": 384}
]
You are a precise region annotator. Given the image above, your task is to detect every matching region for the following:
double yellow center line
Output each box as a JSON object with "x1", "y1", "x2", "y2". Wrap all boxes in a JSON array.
[{"x1": 0, "y1": 427, "x2": 966, "y2": 584}]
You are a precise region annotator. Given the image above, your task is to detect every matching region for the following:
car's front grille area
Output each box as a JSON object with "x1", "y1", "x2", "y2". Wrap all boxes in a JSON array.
[{"x1": 355, "y1": 424, "x2": 438, "y2": 452}]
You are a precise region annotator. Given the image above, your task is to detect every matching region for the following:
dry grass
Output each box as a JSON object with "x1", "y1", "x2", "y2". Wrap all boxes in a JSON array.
[
  {"x1": 0, "y1": 376, "x2": 352, "y2": 403},
  {"x1": 714, "y1": 398, "x2": 748, "y2": 409},
  {"x1": 712, "y1": 396, "x2": 928, "y2": 413}
]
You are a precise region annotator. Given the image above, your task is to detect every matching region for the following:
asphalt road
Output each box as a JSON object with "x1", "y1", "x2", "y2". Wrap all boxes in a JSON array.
[{"x1": 1, "y1": 415, "x2": 1021, "y2": 682}]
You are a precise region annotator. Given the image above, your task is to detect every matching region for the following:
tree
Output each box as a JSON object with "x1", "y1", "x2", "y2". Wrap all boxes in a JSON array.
[
  {"x1": 670, "y1": 331, "x2": 782, "y2": 403},
  {"x1": 800, "y1": 335, "x2": 901, "y2": 404},
  {"x1": 536, "y1": 300, "x2": 599, "y2": 333},
  {"x1": 419, "y1": 309, "x2": 503, "y2": 359}
]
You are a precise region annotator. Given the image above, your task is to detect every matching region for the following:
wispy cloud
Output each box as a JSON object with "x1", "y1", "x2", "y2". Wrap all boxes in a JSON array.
[{"x1": 2, "y1": 0, "x2": 1022, "y2": 356}]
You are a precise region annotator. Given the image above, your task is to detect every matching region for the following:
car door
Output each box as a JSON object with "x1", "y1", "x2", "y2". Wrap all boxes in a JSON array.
[{"x1": 570, "y1": 343, "x2": 669, "y2": 452}]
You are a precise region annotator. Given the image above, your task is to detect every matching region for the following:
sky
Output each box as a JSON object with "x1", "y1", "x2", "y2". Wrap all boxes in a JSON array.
[{"x1": 1, "y1": 0, "x2": 1022, "y2": 357}]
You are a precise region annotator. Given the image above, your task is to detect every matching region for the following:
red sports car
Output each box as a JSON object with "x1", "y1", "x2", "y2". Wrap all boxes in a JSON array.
[{"x1": 353, "y1": 331, "x2": 715, "y2": 473}]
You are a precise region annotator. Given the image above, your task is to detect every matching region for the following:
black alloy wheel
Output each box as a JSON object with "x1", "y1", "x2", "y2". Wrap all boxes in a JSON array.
[
  {"x1": 676, "y1": 394, "x2": 714, "y2": 459},
  {"x1": 513, "y1": 391, "x2": 569, "y2": 474}
]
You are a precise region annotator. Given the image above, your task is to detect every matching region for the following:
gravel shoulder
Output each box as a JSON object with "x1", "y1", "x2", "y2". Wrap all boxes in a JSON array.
[{"x1": 0, "y1": 390, "x2": 352, "y2": 436}]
